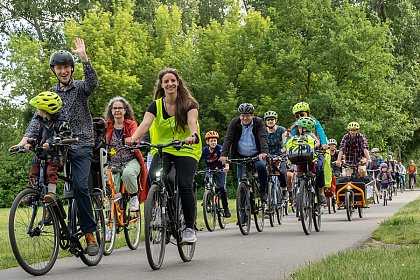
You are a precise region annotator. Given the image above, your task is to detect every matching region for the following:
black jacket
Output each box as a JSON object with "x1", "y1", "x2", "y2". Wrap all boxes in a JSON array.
[{"x1": 221, "y1": 116, "x2": 268, "y2": 158}]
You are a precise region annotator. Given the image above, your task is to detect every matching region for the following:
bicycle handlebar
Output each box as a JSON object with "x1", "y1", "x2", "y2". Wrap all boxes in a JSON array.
[
  {"x1": 226, "y1": 156, "x2": 260, "y2": 164},
  {"x1": 9, "y1": 137, "x2": 79, "y2": 154}
]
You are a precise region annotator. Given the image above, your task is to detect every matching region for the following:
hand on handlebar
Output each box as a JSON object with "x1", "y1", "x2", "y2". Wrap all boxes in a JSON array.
[
  {"x1": 125, "y1": 136, "x2": 134, "y2": 146},
  {"x1": 219, "y1": 156, "x2": 228, "y2": 165},
  {"x1": 259, "y1": 153, "x2": 267, "y2": 161}
]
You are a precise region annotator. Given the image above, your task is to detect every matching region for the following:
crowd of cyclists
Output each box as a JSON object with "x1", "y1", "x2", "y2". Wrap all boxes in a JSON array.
[{"x1": 8, "y1": 38, "x2": 418, "y2": 272}]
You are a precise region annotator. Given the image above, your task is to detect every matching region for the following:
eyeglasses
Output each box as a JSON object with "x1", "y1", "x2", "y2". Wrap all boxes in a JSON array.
[
  {"x1": 112, "y1": 106, "x2": 125, "y2": 110},
  {"x1": 295, "y1": 113, "x2": 305, "y2": 119},
  {"x1": 266, "y1": 118, "x2": 275, "y2": 122}
]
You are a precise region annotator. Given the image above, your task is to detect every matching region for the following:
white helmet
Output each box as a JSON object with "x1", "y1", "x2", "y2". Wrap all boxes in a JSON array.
[{"x1": 327, "y1": 139, "x2": 337, "y2": 145}]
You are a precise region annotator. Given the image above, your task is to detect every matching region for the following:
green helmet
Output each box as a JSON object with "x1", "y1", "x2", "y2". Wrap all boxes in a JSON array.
[
  {"x1": 264, "y1": 110, "x2": 278, "y2": 120},
  {"x1": 292, "y1": 102, "x2": 310, "y2": 115},
  {"x1": 347, "y1": 122, "x2": 360, "y2": 130},
  {"x1": 297, "y1": 116, "x2": 316, "y2": 132},
  {"x1": 29, "y1": 91, "x2": 62, "y2": 114}
]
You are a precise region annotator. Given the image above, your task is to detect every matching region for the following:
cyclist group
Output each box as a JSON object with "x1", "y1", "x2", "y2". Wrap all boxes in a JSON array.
[{"x1": 9, "y1": 38, "x2": 417, "y2": 271}]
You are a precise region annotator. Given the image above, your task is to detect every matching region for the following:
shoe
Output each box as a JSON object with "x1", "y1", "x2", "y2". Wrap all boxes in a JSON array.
[
  {"x1": 181, "y1": 228, "x2": 197, "y2": 244},
  {"x1": 85, "y1": 232, "x2": 99, "y2": 256},
  {"x1": 224, "y1": 209, "x2": 232, "y2": 218},
  {"x1": 20, "y1": 194, "x2": 36, "y2": 206},
  {"x1": 318, "y1": 194, "x2": 326, "y2": 204},
  {"x1": 260, "y1": 192, "x2": 267, "y2": 202},
  {"x1": 389, "y1": 197, "x2": 392, "y2": 201},
  {"x1": 129, "y1": 196, "x2": 139, "y2": 211},
  {"x1": 379, "y1": 194, "x2": 382, "y2": 199},
  {"x1": 282, "y1": 190, "x2": 289, "y2": 201},
  {"x1": 44, "y1": 192, "x2": 57, "y2": 203}
]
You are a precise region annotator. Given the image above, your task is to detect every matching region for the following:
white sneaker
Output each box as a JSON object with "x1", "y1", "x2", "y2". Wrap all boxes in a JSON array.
[
  {"x1": 129, "y1": 196, "x2": 139, "y2": 211},
  {"x1": 181, "y1": 228, "x2": 197, "y2": 244}
]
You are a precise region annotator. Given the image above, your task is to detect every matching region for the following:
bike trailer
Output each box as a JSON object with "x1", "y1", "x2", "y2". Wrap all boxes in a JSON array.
[{"x1": 286, "y1": 135, "x2": 315, "y2": 164}]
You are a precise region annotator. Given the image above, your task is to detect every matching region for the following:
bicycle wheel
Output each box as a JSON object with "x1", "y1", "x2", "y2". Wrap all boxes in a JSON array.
[
  {"x1": 313, "y1": 196, "x2": 321, "y2": 232},
  {"x1": 124, "y1": 195, "x2": 141, "y2": 250},
  {"x1": 103, "y1": 195, "x2": 116, "y2": 256},
  {"x1": 383, "y1": 190, "x2": 388, "y2": 206},
  {"x1": 345, "y1": 191, "x2": 354, "y2": 221},
  {"x1": 236, "y1": 182, "x2": 251, "y2": 235},
  {"x1": 327, "y1": 196, "x2": 332, "y2": 214},
  {"x1": 9, "y1": 189, "x2": 60, "y2": 276},
  {"x1": 267, "y1": 181, "x2": 275, "y2": 227},
  {"x1": 177, "y1": 194, "x2": 196, "y2": 262},
  {"x1": 202, "y1": 190, "x2": 216, "y2": 231},
  {"x1": 80, "y1": 193, "x2": 105, "y2": 266},
  {"x1": 144, "y1": 184, "x2": 166, "y2": 270},
  {"x1": 216, "y1": 195, "x2": 226, "y2": 229},
  {"x1": 297, "y1": 180, "x2": 312, "y2": 235},
  {"x1": 276, "y1": 189, "x2": 284, "y2": 225},
  {"x1": 253, "y1": 191, "x2": 264, "y2": 232}
]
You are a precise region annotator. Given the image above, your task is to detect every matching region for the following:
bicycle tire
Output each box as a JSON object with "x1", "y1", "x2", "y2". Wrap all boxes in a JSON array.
[
  {"x1": 124, "y1": 195, "x2": 141, "y2": 250},
  {"x1": 9, "y1": 189, "x2": 60, "y2": 276},
  {"x1": 144, "y1": 184, "x2": 166, "y2": 270},
  {"x1": 297, "y1": 179, "x2": 312, "y2": 235},
  {"x1": 313, "y1": 194, "x2": 321, "y2": 232},
  {"x1": 276, "y1": 188, "x2": 284, "y2": 225},
  {"x1": 327, "y1": 196, "x2": 332, "y2": 214},
  {"x1": 177, "y1": 194, "x2": 196, "y2": 262},
  {"x1": 103, "y1": 197, "x2": 116, "y2": 256},
  {"x1": 267, "y1": 181, "x2": 275, "y2": 227},
  {"x1": 79, "y1": 194, "x2": 105, "y2": 266},
  {"x1": 217, "y1": 195, "x2": 226, "y2": 229},
  {"x1": 253, "y1": 191, "x2": 264, "y2": 232},
  {"x1": 345, "y1": 191, "x2": 353, "y2": 221},
  {"x1": 358, "y1": 207, "x2": 363, "y2": 218},
  {"x1": 203, "y1": 190, "x2": 216, "y2": 232},
  {"x1": 236, "y1": 182, "x2": 251, "y2": 235},
  {"x1": 384, "y1": 190, "x2": 388, "y2": 206}
]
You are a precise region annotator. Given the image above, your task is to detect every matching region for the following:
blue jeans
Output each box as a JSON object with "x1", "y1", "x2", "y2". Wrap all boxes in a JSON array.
[
  {"x1": 68, "y1": 147, "x2": 97, "y2": 233},
  {"x1": 401, "y1": 174, "x2": 406, "y2": 190},
  {"x1": 237, "y1": 159, "x2": 268, "y2": 194}
]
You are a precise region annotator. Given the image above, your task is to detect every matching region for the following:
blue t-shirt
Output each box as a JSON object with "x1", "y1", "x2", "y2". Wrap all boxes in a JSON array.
[{"x1": 202, "y1": 144, "x2": 224, "y2": 170}]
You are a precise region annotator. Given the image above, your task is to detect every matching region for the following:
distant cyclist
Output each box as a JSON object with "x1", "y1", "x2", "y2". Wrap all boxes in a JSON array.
[
  {"x1": 368, "y1": 148, "x2": 383, "y2": 170},
  {"x1": 336, "y1": 122, "x2": 370, "y2": 177}
]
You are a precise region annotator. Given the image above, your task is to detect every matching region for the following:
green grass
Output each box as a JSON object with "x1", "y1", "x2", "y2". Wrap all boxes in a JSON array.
[
  {"x1": 289, "y1": 197, "x2": 420, "y2": 280},
  {"x1": 0, "y1": 199, "x2": 238, "y2": 270}
]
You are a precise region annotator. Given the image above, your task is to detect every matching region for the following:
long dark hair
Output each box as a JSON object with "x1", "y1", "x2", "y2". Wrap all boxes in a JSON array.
[{"x1": 153, "y1": 68, "x2": 199, "y2": 131}]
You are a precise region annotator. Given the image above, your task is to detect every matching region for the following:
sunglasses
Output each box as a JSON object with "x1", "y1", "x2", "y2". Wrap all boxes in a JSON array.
[
  {"x1": 266, "y1": 118, "x2": 276, "y2": 122},
  {"x1": 295, "y1": 113, "x2": 305, "y2": 119},
  {"x1": 112, "y1": 106, "x2": 125, "y2": 110}
]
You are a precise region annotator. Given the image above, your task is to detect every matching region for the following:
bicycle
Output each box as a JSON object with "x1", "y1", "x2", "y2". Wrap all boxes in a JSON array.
[
  {"x1": 228, "y1": 156, "x2": 265, "y2": 235},
  {"x1": 99, "y1": 146, "x2": 141, "y2": 256},
  {"x1": 196, "y1": 169, "x2": 227, "y2": 232},
  {"x1": 8, "y1": 137, "x2": 105, "y2": 276},
  {"x1": 266, "y1": 154, "x2": 288, "y2": 226},
  {"x1": 140, "y1": 140, "x2": 197, "y2": 270},
  {"x1": 367, "y1": 168, "x2": 380, "y2": 204},
  {"x1": 378, "y1": 180, "x2": 391, "y2": 206},
  {"x1": 409, "y1": 174, "x2": 416, "y2": 191}
]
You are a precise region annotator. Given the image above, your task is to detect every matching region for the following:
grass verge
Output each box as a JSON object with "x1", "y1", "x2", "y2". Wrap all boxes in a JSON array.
[{"x1": 289, "y1": 197, "x2": 420, "y2": 279}]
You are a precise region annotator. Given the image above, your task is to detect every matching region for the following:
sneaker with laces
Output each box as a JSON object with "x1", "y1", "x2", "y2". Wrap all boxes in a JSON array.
[
  {"x1": 181, "y1": 228, "x2": 197, "y2": 244},
  {"x1": 44, "y1": 192, "x2": 57, "y2": 203},
  {"x1": 224, "y1": 209, "x2": 232, "y2": 218},
  {"x1": 129, "y1": 196, "x2": 139, "y2": 211},
  {"x1": 318, "y1": 194, "x2": 327, "y2": 204},
  {"x1": 85, "y1": 232, "x2": 99, "y2": 256}
]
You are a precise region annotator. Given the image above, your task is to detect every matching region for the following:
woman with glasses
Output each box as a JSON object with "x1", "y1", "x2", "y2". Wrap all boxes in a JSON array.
[
  {"x1": 104, "y1": 97, "x2": 148, "y2": 211},
  {"x1": 368, "y1": 148, "x2": 383, "y2": 170},
  {"x1": 284, "y1": 102, "x2": 328, "y2": 204}
]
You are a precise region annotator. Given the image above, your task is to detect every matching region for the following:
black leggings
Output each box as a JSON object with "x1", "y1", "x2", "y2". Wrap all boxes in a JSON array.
[{"x1": 148, "y1": 153, "x2": 198, "y2": 229}]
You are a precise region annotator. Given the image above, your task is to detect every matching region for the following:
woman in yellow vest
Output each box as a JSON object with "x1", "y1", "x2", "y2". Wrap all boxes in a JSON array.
[{"x1": 126, "y1": 68, "x2": 201, "y2": 243}]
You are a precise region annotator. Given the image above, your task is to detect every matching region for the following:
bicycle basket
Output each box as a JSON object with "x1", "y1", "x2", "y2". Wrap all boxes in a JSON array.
[{"x1": 286, "y1": 135, "x2": 315, "y2": 164}]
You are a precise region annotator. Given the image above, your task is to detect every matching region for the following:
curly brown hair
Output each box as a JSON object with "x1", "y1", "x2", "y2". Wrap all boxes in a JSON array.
[
  {"x1": 104, "y1": 96, "x2": 136, "y2": 121},
  {"x1": 153, "y1": 68, "x2": 199, "y2": 132}
]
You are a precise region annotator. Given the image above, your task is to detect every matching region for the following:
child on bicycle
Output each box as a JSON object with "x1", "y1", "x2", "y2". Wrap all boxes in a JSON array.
[
  {"x1": 201, "y1": 131, "x2": 231, "y2": 218},
  {"x1": 286, "y1": 117, "x2": 325, "y2": 202},
  {"x1": 13, "y1": 91, "x2": 71, "y2": 203},
  {"x1": 377, "y1": 162, "x2": 394, "y2": 200}
]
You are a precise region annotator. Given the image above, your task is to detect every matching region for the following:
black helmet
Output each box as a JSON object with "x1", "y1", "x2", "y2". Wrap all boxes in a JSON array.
[
  {"x1": 238, "y1": 103, "x2": 254, "y2": 114},
  {"x1": 50, "y1": 50, "x2": 75, "y2": 67}
]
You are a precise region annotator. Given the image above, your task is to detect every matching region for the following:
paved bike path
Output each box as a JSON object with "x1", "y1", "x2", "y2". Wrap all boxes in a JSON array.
[{"x1": 2, "y1": 190, "x2": 419, "y2": 280}]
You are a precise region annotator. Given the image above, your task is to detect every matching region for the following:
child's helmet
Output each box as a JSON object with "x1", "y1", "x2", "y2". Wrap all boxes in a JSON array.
[
  {"x1": 205, "y1": 131, "x2": 219, "y2": 139},
  {"x1": 347, "y1": 122, "x2": 360, "y2": 130},
  {"x1": 386, "y1": 154, "x2": 392, "y2": 159},
  {"x1": 264, "y1": 110, "x2": 278, "y2": 120},
  {"x1": 238, "y1": 103, "x2": 254, "y2": 114},
  {"x1": 292, "y1": 102, "x2": 310, "y2": 114},
  {"x1": 380, "y1": 163, "x2": 388, "y2": 168},
  {"x1": 29, "y1": 91, "x2": 62, "y2": 114},
  {"x1": 328, "y1": 139, "x2": 337, "y2": 145},
  {"x1": 297, "y1": 116, "x2": 316, "y2": 132}
]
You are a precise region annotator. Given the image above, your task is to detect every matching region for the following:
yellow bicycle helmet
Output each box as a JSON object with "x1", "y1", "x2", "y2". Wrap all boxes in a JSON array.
[
  {"x1": 205, "y1": 131, "x2": 219, "y2": 139},
  {"x1": 29, "y1": 91, "x2": 62, "y2": 114},
  {"x1": 347, "y1": 122, "x2": 360, "y2": 130},
  {"x1": 292, "y1": 102, "x2": 310, "y2": 115}
]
